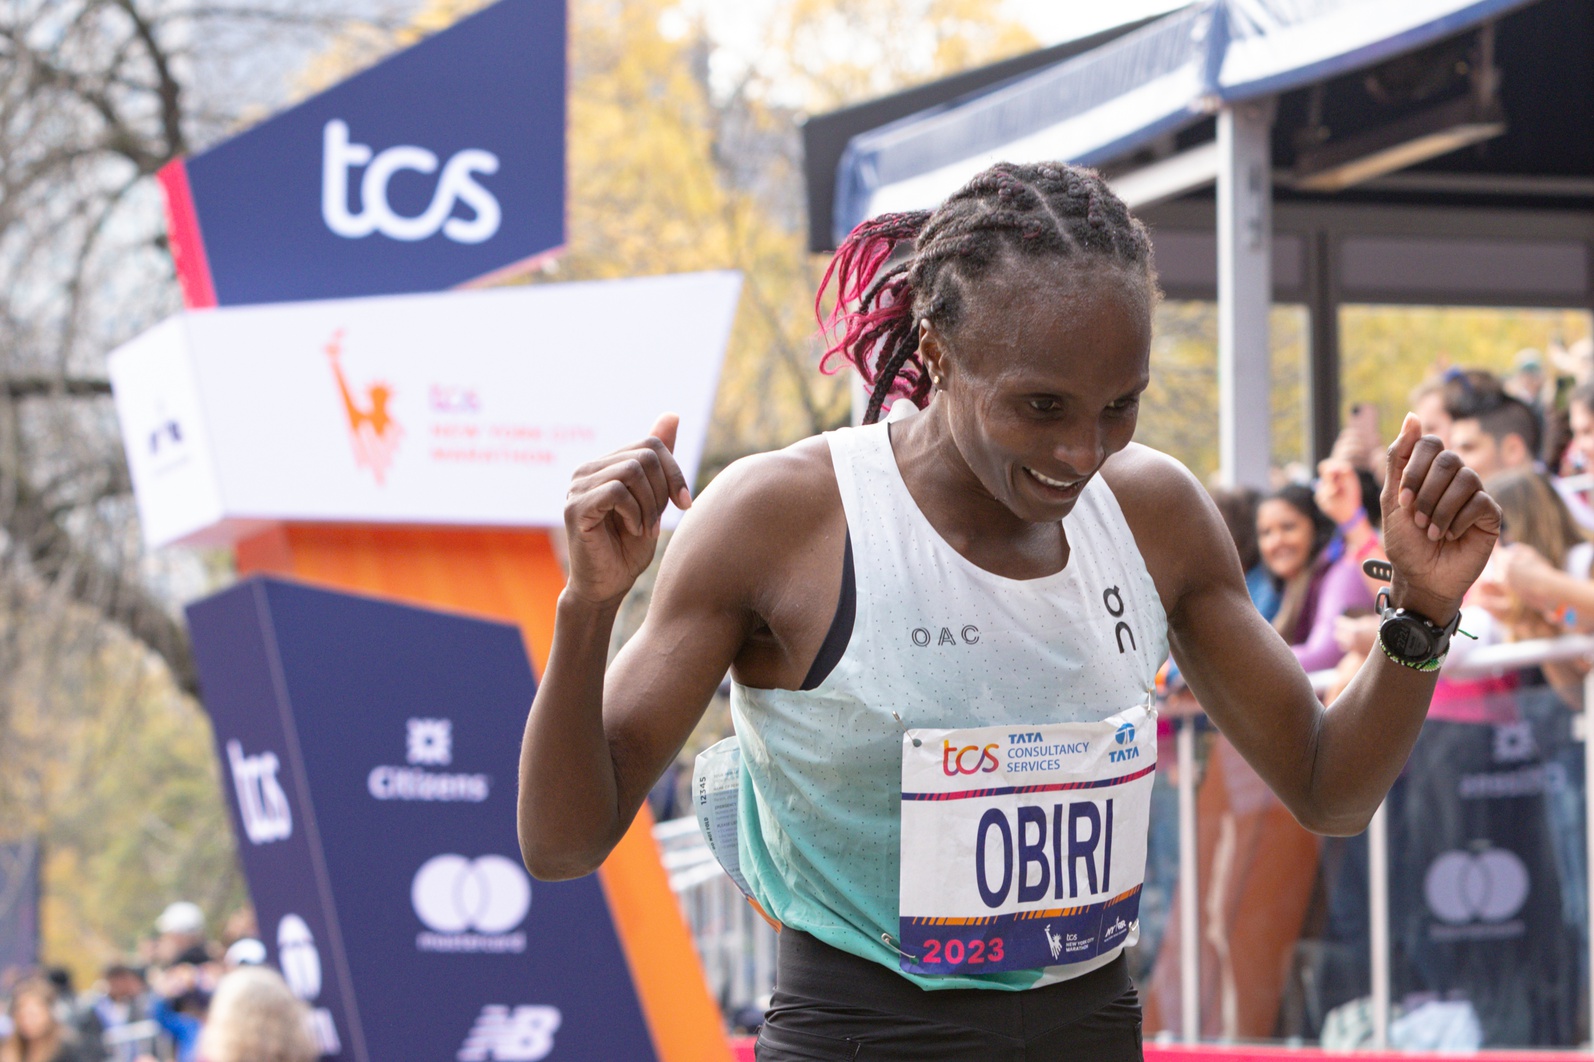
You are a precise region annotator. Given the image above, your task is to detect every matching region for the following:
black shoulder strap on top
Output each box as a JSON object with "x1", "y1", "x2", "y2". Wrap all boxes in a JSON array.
[{"x1": 799, "y1": 530, "x2": 855, "y2": 691}]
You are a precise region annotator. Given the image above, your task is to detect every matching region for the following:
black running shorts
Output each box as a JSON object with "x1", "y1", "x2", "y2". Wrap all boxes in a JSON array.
[{"x1": 755, "y1": 930, "x2": 1143, "y2": 1061}]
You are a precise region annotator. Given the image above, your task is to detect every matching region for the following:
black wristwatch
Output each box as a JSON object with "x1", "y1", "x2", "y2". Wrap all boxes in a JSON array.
[
  {"x1": 1376, "y1": 593, "x2": 1459, "y2": 671},
  {"x1": 1363, "y1": 560, "x2": 1461, "y2": 671}
]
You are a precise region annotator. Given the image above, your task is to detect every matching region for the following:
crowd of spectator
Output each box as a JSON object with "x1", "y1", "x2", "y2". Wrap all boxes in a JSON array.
[
  {"x1": 1142, "y1": 346, "x2": 1594, "y2": 1048},
  {"x1": 0, "y1": 903, "x2": 315, "y2": 1062}
]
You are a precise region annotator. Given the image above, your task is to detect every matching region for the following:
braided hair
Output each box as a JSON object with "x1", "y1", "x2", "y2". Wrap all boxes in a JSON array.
[{"x1": 817, "y1": 161, "x2": 1158, "y2": 424}]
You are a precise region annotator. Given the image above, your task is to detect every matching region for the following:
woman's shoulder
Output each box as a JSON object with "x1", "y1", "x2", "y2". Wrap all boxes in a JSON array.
[
  {"x1": 1099, "y1": 443, "x2": 1246, "y2": 607},
  {"x1": 1099, "y1": 443, "x2": 1220, "y2": 544},
  {"x1": 691, "y1": 434, "x2": 840, "y2": 530},
  {"x1": 661, "y1": 433, "x2": 846, "y2": 595}
]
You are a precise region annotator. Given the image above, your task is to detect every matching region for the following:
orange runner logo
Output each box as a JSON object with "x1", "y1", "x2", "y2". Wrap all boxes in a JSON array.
[{"x1": 327, "y1": 329, "x2": 403, "y2": 484}]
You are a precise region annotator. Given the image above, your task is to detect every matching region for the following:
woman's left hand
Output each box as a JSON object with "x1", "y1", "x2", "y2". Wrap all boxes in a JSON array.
[
  {"x1": 1381, "y1": 413, "x2": 1503, "y2": 623},
  {"x1": 1497, "y1": 542, "x2": 1561, "y2": 611}
]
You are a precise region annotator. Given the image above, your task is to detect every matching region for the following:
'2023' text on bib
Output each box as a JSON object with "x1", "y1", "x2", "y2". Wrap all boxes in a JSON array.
[{"x1": 898, "y1": 704, "x2": 1156, "y2": 976}]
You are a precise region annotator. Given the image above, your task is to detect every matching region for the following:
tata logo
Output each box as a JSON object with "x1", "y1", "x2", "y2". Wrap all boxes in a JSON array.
[
  {"x1": 321, "y1": 120, "x2": 501, "y2": 244},
  {"x1": 412, "y1": 854, "x2": 532, "y2": 954},
  {"x1": 458, "y1": 1005, "x2": 562, "y2": 1062},
  {"x1": 1011, "y1": 732, "x2": 1043, "y2": 744},
  {"x1": 226, "y1": 740, "x2": 292, "y2": 845},
  {"x1": 943, "y1": 740, "x2": 1000, "y2": 776},
  {"x1": 1108, "y1": 723, "x2": 1139, "y2": 763}
]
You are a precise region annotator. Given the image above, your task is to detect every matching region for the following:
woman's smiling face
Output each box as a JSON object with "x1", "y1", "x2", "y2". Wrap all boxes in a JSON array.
[
  {"x1": 921, "y1": 257, "x2": 1152, "y2": 525},
  {"x1": 1257, "y1": 498, "x2": 1316, "y2": 580}
]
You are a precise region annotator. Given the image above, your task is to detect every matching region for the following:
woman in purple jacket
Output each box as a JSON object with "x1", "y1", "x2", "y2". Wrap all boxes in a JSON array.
[{"x1": 1257, "y1": 484, "x2": 1376, "y2": 672}]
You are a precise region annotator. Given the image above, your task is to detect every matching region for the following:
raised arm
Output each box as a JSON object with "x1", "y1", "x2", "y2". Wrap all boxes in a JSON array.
[
  {"x1": 518, "y1": 419, "x2": 840, "y2": 880},
  {"x1": 1112, "y1": 415, "x2": 1499, "y2": 835},
  {"x1": 518, "y1": 415, "x2": 749, "y2": 880}
]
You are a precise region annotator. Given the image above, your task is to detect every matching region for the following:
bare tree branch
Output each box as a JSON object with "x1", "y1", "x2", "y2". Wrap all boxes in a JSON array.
[{"x1": 2, "y1": 378, "x2": 112, "y2": 399}]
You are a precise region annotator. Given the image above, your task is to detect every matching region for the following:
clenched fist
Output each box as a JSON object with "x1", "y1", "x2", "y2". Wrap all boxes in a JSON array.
[
  {"x1": 563, "y1": 413, "x2": 692, "y2": 606},
  {"x1": 1380, "y1": 413, "x2": 1503, "y2": 624}
]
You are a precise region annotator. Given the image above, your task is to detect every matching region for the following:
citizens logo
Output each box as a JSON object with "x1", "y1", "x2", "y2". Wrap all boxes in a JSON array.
[
  {"x1": 321, "y1": 119, "x2": 501, "y2": 245},
  {"x1": 369, "y1": 717, "x2": 489, "y2": 803},
  {"x1": 942, "y1": 740, "x2": 1000, "y2": 776},
  {"x1": 457, "y1": 1005, "x2": 561, "y2": 1062},
  {"x1": 412, "y1": 854, "x2": 531, "y2": 954},
  {"x1": 276, "y1": 915, "x2": 341, "y2": 1055},
  {"x1": 1493, "y1": 721, "x2": 1537, "y2": 764},
  {"x1": 327, "y1": 330, "x2": 403, "y2": 485},
  {"x1": 407, "y1": 718, "x2": 452, "y2": 765},
  {"x1": 227, "y1": 740, "x2": 292, "y2": 845},
  {"x1": 1424, "y1": 846, "x2": 1530, "y2": 941}
]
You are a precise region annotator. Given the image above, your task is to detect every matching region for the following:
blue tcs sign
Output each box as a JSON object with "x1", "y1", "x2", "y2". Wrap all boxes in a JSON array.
[
  {"x1": 187, "y1": 578, "x2": 656, "y2": 1062},
  {"x1": 161, "y1": 0, "x2": 565, "y2": 307}
]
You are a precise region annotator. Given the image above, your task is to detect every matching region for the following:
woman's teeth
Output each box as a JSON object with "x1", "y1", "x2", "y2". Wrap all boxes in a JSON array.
[{"x1": 1025, "y1": 467, "x2": 1082, "y2": 490}]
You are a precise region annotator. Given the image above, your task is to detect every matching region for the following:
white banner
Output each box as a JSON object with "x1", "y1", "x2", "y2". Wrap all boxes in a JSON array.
[{"x1": 110, "y1": 272, "x2": 741, "y2": 547}]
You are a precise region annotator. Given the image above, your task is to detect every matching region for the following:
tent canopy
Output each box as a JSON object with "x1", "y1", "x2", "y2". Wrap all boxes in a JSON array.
[{"x1": 825, "y1": 0, "x2": 1564, "y2": 245}]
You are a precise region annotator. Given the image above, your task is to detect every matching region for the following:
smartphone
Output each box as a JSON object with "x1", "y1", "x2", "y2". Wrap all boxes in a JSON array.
[{"x1": 1350, "y1": 402, "x2": 1380, "y2": 442}]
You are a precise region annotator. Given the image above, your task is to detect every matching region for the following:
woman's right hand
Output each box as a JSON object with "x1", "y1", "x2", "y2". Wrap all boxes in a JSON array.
[{"x1": 562, "y1": 413, "x2": 692, "y2": 607}]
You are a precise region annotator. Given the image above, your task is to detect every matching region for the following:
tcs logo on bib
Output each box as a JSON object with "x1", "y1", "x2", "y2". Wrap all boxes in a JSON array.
[
  {"x1": 943, "y1": 740, "x2": 1000, "y2": 776},
  {"x1": 321, "y1": 119, "x2": 501, "y2": 244}
]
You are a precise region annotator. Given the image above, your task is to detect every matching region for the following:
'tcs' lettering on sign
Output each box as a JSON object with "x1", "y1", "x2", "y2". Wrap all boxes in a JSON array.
[
  {"x1": 321, "y1": 120, "x2": 501, "y2": 244},
  {"x1": 227, "y1": 740, "x2": 293, "y2": 845},
  {"x1": 974, "y1": 799, "x2": 1116, "y2": 908}
]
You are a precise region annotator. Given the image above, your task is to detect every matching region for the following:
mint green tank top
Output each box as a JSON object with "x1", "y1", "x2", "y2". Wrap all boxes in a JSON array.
[{"x1": 731, "y1": 419, "x2": 1168, "y2": 990}]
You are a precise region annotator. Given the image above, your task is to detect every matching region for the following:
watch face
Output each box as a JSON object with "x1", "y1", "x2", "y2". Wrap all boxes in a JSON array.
[{"x1": 1384, "y1": 616, "x2": 1436, "y2": 660}]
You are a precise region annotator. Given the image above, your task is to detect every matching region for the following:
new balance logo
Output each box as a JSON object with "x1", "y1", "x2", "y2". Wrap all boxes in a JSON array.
[{"x1": 457, "y1": 1005, "x2": 561, "y2": 1061}]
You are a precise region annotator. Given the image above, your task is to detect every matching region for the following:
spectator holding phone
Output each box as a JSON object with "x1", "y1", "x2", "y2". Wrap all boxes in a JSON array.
[{"x1": 1258, "y1": 484, "x2": 1375, "y2": 672}]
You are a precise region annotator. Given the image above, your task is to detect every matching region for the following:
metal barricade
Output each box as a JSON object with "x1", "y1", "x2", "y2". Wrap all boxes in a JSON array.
[
  {"x1": 653, "y1": 814, "x2": 777, "y2": 1022},
  {"x1": 658, "y1": 633, "x2": 1594, "y2": 1049}
]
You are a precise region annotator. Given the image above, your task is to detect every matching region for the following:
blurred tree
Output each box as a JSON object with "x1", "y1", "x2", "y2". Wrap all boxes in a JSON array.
[
  {"x1": 0, "y1": 0, "x2": 403, "y2": 979},
  {"x1": 1340, "y1": 304, "x2": 1592, "y2": 442},
  {"x1": 752, "y1": 0, "x2": 1039, "y2": 110},
  {"x1": 1135, "y1": 303, "x2": 1309, "y2": 484}
]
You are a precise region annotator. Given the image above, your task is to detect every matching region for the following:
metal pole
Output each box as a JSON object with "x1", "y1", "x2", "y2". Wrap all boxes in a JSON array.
[
  {"x1": 1178, "y1": 715, "x2": 1200, "y2": 1042},
  {"x1": 1368, "y1": 798, "x2": 1391, "y2": 1049},
  {"x1": 1583, "y1": 667, "x2": 1594, "y2": 1045},
  {"x1": 1216, "y1": 100, "x2": 1275, "y2": 489},
  {"x1": 1304, "y1": 229, "x2": 1341, "y2": 465}
]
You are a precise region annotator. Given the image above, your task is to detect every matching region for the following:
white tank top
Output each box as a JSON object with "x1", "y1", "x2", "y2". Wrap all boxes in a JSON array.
[{"x1": 731, "y1": 417, "x2": 1169, "y2": 990}]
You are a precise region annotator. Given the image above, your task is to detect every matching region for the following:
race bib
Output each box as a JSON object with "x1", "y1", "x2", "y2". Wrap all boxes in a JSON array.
[{"x1": 897, "y1": 705, "x2": 1156, "y2": 976}]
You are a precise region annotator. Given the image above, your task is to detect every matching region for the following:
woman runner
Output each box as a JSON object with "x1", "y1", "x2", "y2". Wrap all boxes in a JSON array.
[{"x1": 517, "y1": 162, "x2": 1501, "y2": 1061}]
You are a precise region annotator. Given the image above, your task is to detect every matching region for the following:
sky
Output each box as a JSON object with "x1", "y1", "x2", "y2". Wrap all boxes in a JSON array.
[
  {"x1": 691, "y1": 0, "x2": 1186, "y2": 50},
  {"x1": 1008, "y1": 0, "x2": 1187, "y2": 44},
  {"x1": 677, "y1": 0, "x2": 1189, "y2": 107}
]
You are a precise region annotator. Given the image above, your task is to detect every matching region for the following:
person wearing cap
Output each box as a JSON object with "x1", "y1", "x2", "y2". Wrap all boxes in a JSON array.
[
  {"x1": 221, "y1": 940, "x2": 266, "y2": 972},
  {"x1": 149, "y1": 903, "x2": 212, "y2": 1062},
  {"x1": 153, "y1": 904, "x2": 209, "y2": 968}
]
